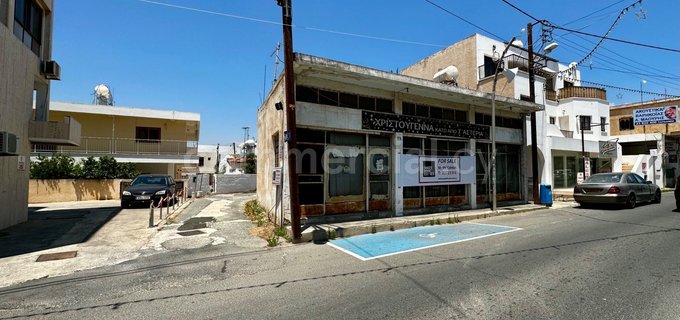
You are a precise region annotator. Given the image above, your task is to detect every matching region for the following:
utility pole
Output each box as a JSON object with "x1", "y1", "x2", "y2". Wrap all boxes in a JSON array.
[
  {"x1": 277, "y1": 0, "x2": 301, "y2": 240},
  {"x1": 527, "y1": 23, "x2": 540, "y2": 204}
]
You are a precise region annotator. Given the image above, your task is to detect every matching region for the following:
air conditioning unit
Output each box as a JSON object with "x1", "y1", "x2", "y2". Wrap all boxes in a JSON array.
[
  {"x1": 0, "y1": 131, "x2": 19, "y2": 156},
  {"x1": 42, "y1": 60, "x2": 61, "y2": 80}
]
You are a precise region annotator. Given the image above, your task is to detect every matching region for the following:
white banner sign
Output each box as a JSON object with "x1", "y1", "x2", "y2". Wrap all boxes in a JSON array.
[
  {"x1": 398, "y1": 155, "x2": 475, "y2": 187},
  {"x1": 633, "y1": 105, "x2": 678, "y2": 125}
]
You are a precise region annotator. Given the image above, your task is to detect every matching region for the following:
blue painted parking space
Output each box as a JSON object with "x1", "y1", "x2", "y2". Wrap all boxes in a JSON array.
[{"x1": 327, "y1": 223, "x2": 521, "y2": 261}]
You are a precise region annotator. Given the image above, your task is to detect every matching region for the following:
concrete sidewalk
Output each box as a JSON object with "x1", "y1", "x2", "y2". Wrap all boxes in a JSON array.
[
  {"x1": 0, "y1": 200, "x2": 184, "y2": 288},
  {"x1": 300, "y1": 201, "x2": 578, "y2": 242}
]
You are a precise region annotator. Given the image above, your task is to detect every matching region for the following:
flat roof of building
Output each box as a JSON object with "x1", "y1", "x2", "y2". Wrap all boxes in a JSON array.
[
  {"x1": 293, "y1": 53, "x2": 542, "y2": 113},
  {"x1": 49, "y1": 101, "x2": 200, "y2": 121}
]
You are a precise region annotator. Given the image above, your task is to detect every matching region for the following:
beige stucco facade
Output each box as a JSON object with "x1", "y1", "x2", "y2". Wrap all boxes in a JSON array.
[
  {"x1": 29, "y1": 179, "x2": 126, "y2": 203},
  {"x1": 0, "y1": 0, "x2": 55, "y2": 229},
  {"x1": 33, "y1": 102, "x2": 201, "y2": 178},
  {"x1": 610, "y1": 98, "x2": 680, "y2": 136}
]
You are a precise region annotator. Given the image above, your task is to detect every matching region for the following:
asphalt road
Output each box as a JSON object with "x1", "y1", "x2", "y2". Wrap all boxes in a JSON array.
[{"x1": 2, "y1": 194, "x2": 680, "y2": 319}]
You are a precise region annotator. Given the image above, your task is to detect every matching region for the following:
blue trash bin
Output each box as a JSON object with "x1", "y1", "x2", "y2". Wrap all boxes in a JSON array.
[{"x1": 539, "y1": 184, "x2": 553, "y2": 206}]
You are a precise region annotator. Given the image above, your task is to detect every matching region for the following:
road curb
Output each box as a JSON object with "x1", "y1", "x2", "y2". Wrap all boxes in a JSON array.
[
  {"x1": 297, "y1": 204, "x2": 550, "y2": 243},
  {"x1": 156, "y1": 199, "x2": 194, "y2": 230}
]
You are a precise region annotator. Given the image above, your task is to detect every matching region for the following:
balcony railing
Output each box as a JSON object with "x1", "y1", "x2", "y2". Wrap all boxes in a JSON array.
[
  {"x1": 545, "y1": 90, "x2": 558, "y2": 101},
  {"x1": 32, "y1": 136, "x2": 198, "y2": 156},
  {"x1": 559, "y1": 86, "x2": 607, "y2": 100},
  {"x1": 477, "y1": 54, "x2": 552, "y2": 80}
]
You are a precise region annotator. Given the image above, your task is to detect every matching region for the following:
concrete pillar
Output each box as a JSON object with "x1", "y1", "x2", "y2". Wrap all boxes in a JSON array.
[
  {"x1": 468, "y1": 105, "x2": 477, "y2": 209},
  {"x1": 393, "y1": 132, "x2": 403, "y2": 216},
  {"x1": 392, "y1": 93, "x2": 404, "y2": 216}
]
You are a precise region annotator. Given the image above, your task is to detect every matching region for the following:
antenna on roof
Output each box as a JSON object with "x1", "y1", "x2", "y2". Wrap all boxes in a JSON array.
[{"x1": 271, "y1": 42, "x2": 282, "y2": 88}]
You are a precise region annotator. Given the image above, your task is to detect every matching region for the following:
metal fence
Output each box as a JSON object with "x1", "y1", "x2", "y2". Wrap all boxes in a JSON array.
[{"x1": 32, "y1": 137, "x2": 198, "y2": 156}]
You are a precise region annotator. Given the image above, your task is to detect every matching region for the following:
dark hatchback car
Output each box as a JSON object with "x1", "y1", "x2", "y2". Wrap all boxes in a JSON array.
[{"x1": 121, "y1": 174, "x2": 176, "y2": 208}]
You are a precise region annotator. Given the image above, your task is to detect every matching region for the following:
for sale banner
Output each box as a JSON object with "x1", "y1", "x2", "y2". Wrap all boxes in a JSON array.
[{"x1": 398, "y1": 155, "x2": 475, "y2": 187}]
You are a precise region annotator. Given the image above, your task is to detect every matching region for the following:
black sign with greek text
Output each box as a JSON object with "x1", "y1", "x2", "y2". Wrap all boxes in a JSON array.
[{"x1": 362, "y1": 111, "x2": 490, "y2": 139}]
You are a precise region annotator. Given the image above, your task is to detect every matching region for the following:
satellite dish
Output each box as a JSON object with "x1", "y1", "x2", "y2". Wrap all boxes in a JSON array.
[
  {"x1": 93, "y1": 84, "x2": 114, "y2": 105},
  {"x1": 511, "y1": 39, "x2": 524, "y2": 48},
  {"x1": 433, "y1": 65, "x2": 459, "y2": 85}
]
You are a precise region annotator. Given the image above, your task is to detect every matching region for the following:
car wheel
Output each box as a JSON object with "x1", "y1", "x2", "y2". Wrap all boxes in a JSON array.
[
  {"x1": 626, "y1": 193, "x2": 636, "y2": 209},
  {"x1": 653, "y1": 190, "x2": 661, "y2": 204}
]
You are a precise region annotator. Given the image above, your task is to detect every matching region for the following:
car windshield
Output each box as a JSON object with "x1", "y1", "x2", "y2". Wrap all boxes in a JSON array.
[
  {"x1": 131, "y1": 176, "x2": 166, "y2": 186},
  {"x1": 585, "y1": 173, "x2": 622, "y2": 183}
]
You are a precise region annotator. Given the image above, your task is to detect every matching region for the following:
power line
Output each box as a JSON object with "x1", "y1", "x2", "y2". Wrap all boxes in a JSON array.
[
  {"x1": 562, "y1": 0, "x2": 626, "y2": 26},
  {"x1": 500, "y1": 0, "x2": 680, "y2": 53},
  {"x1": 555, "y1": 36, "x2": 680, "y2": 89},
  {"x1": 135, "y1": 0, "x2": 448, "y2": 48},
  {"x1": 590, "y1": 66, "x2": 680, "y2": 80},
  {"x1": 423, "y1": 0, "x2": 505, "y2": 41},
  {"x1": 500, "y1": 0, "x2": 541, "y2": 22},
  {"x1": 557, "y1": 0, "x2": 642, "y2": 77},
  {"x1": 564, "y1": 78, "x2": 679, "y2": 98},
  {"x1": 550, "y1": 24, "x2": 680, "y2": 53}
]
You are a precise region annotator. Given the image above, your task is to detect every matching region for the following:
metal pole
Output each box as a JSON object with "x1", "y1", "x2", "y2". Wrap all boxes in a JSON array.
[
  {"x1": 527, "y1": 23, "x2": 540, "y2": 204},
  {"x1": 580, "y1": 116, "x2": 586, "y2": 178},
  {"x1": 278, "y1": 0, "x2": 301, "y2": 240},
  {"x1": 491, "y1": 37, "x2": 516, "y2": 212}
]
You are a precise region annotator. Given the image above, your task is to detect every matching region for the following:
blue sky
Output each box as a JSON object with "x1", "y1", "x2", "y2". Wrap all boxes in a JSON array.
[{"x1": 51, "y1": 0, "x2": 680, "y2": 145}]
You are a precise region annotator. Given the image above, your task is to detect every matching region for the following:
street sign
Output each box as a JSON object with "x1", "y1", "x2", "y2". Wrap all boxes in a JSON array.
[
  {"x1": 577, "y1": 172, "x2": 585, "y2": 184},
  {"x1": 584, "y1": 158, "x2": 591, "y2": 177}
]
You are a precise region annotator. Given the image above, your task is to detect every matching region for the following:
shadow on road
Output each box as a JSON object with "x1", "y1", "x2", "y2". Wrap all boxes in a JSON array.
[{"x1": 0, "y1": 206, "x2": 121, "y2": 259}]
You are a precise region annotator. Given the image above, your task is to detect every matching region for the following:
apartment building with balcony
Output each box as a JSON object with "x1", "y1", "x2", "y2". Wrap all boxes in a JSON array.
[
  {"x1": 31, "y1": 101, "x2": 200, "y2": 178},
  {"x1": 609, "y1": 97, "x2": 680, "y2": 188},
  {"x1": 1, "y1": 0, "x2": 80, "y2": 229},
  {"x1": 401, "y1": 34, "x2": 613, "y2": 190}
]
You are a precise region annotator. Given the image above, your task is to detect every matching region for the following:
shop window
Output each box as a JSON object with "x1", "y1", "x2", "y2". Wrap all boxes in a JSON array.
[
  {"x1": 328, "y1": 132, "x2": 364, "y2": 146},
  {"x1": 328, "y1": 153, "x2": 364, "y2": 197},
  {"x1": 619, "y1": 117, "x2": 634, "y2": 131},
  {"x1": 358, "y1": 96, "x2": 375, "y2": 110},
  {"x1": 376, "y1": 98, "x2": 393, "y2": 113},
  {"x1": 425, "y1": 185, "x2": 448, "y2": 197},
  {"x1": 339, "y1": 92, "x2": 358, "y2": 108},
  {"x1": 369, "y1": 151, "x2": 390, "y2": 200},
  {"x1": 136, "y1": 127, "x2": 161, "y2": 143},
  {"x1": 403, "y1": 137, "x2": 422, "y2": 155},
  {"x1": 442, "y1": 108, "x2": 456, "y2": 121},
  {"x1": 14, "y1": 0, "x2": 43, "y2": 56},
  {"x1": 430, "y1": 107, "x2": 443, "y2": 119},
  {"x1": 296, "y1": 86, "x2": 318, "y2": 103},
  {"x1": 402, "y1": 102, "x2": 416, "y2": 115},
  {"x1": 319, "y1": 89, "x2": 338, "y2": 106},
  {"x1": 298, "y1": 128, "x2": 325, "y2": 144},
  {"x1": 403, "y1": 186, "x2": 421, "y2": 199},
  {"x1": 415, "y1": 105, "x2": 429, "y2": 117},
  {"x1": 369, "y1": 135, "x2": 390, "y2": 147}
]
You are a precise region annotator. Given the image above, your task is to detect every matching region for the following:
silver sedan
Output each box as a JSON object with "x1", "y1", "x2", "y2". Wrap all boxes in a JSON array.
[{"x1": 573, "y1": 172, "x2": 661, "y2": 208}]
